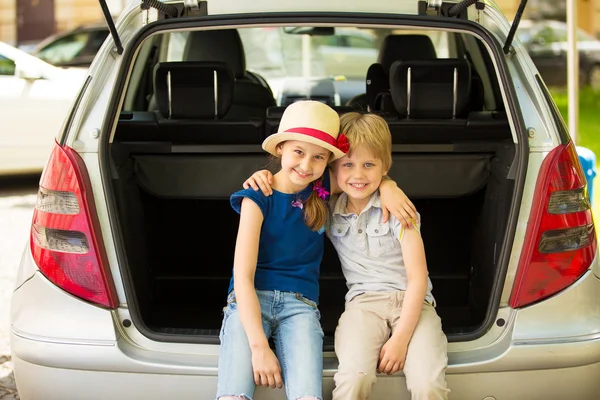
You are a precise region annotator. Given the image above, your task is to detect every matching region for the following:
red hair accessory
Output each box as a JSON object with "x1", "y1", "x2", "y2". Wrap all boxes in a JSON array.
[{"x1": 336, "y1": 133, "x2": 349, "y2": 153}]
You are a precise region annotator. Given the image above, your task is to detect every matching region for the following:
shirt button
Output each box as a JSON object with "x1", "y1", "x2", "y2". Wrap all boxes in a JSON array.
[
  {"x1": 375, "y1": 229, "x2": 379, "y2": 233},
  {"x1": 358, "y1": 229, "x2": 363, "y2": 234},
  {"x1": 337, "y1": 229, "x2": 342, "y2": 233}
]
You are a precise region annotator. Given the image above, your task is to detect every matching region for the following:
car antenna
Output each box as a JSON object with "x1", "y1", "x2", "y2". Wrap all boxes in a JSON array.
[
  {"x1": 98, "y1": 0, "x2": 124, "y2": 55},
  {"x1": 503, "y1": 0, "x2": 530, "y2": 54}
]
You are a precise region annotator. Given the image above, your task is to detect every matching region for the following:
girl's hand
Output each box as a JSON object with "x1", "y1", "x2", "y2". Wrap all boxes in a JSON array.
[
  {"x1": 251, "y1": 345, "x2": 284, "y2": 388},
  {"x1": 379, "y1": 180, "x2": 418, "y2": 227},
  {"x1": 243, "y1": 170, "x2": 274, "y2": 196},
  {"x1": 378, "y1": 336, "x2": 409, "y2": 375}
]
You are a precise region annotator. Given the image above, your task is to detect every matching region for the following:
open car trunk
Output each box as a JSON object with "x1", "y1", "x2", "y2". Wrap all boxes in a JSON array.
[{"x1": 110, "y1": 110, "x2": 515, "y2": 342}]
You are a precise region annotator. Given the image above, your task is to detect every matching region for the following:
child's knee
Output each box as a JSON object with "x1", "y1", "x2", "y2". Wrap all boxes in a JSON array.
[
  {"x1": 295, "y1": 397, "x2": 321, "y2": 400},
  {"x1": 217, "y1": 396, "x2": 251, "y2": 400},
  {"x1": 334, "y1": 369, "x2": 376, "y2": 389},
  {"x1": 406, "y1": 375, "x2": 449, "y2": 399}
]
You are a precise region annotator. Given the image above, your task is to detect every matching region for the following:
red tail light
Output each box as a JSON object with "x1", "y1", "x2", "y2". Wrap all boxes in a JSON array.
[
  {"x1": 510, "y1": 141, "x2": 596, "y2": 308},
  {"x1": 30, "y1": 141, "x2": 117, "y2": 308}
]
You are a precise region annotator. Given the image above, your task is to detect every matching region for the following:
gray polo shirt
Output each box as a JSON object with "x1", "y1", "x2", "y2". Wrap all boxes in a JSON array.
[{"x1": 327, "y1": 191, "x2": 435, "y2": 305}]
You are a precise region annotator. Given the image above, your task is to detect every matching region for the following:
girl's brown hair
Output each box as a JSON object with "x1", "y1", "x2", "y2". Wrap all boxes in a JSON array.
[
  {"x1": 303, "y1": 179, "x2": 328, "y2": 231},
  {"x1": 272, "y1": 143, "x2": 330, "y2": 231}
]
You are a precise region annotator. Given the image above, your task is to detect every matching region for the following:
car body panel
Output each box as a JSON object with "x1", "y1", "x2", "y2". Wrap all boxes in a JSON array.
[{"x1": 11, "y1": 271, "x2": 600, "y2": 398}]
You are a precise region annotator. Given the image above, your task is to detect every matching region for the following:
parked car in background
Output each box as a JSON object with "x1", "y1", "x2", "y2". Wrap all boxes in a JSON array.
[
  {"x1": 0, "y1": 41, "x2": 87, "y2": 175},
  {"x1": 9, "y1": 0, "x2": 600, "y2": 398},
  {"x1": 517, "y1": 19, "x2": 600, "y2": 88},
  {"x1": 31, "y1": 22, "x2": 109, "y2": 68}
]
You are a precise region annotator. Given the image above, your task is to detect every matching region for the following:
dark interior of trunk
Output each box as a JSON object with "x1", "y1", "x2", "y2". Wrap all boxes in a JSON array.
[{"x1": 110, "y1": 112, "x2": 515, "y2": 343}]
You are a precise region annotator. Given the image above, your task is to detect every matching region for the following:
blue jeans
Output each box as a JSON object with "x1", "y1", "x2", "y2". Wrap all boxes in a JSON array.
[{"x1": 216, "y1": 290, "x2": 324, "y2": 400}]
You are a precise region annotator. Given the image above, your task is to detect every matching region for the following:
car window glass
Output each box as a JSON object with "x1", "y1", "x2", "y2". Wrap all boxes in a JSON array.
[
  {"x1": 577, "y1": 29, "x2": 595, "y2": 42},
  {"x1": 345, "y1": 35, "x2": 376, "y2": 49},
  {"x1": 0, "y1": 54, "x2": 16, "y2": 75},
  {"x1": 551, "y1": 26, "x2": 568, "y2": 42},
  {"x1": 536, "y1": 26, "x2": 557, "y2": 44},
  {"x1": 88, "y1": 30, "x2": 110, "y2": 55},
  {"x1": 36, "y1": 32, "x2": 90, "y2": 65},
  {"x1": 123, "y1": 26, "x2": 462, "y2": 111},
  {"x1": 167, "y1": 32, "x2": 190, "y2": 61},
  {"x1": 312, "y1": 35, "x2": 339, "y2": 47}
]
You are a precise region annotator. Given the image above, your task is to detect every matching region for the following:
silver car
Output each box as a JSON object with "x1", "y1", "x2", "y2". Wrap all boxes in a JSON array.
[{"x1": 10, "y1": 0, "x2": 600, "y2": 399}]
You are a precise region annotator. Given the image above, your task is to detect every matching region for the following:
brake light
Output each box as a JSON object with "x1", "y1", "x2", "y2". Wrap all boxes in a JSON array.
[
  {"x1": 30, "y1": 141, "x2": 117, "y2": 308},
  {"x1": 510, "y1": 141, "x2": 596, "y2": 308}
]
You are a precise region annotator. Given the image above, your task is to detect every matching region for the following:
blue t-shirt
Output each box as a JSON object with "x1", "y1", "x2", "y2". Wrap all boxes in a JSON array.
[{"x1": 228, "y1": 173, "x2": 330, "y2": 303}]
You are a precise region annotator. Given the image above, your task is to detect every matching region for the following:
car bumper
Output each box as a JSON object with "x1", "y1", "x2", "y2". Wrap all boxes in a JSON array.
[
  {"x1": 11, "y1": 272, "x2": 600, "y2": 399},
  {"x1": 11, "y1": 331, "x2": 600, "y2": 400}
]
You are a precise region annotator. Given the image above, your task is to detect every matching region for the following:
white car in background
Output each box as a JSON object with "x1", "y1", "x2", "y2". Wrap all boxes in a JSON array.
[{"x1": 0, "y1": 42, "x2": 87, "y2": 176}]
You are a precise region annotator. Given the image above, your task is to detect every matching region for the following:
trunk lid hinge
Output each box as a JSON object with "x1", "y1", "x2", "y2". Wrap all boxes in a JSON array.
[
  {"x1": 140, "y1": 0, "x2": 207, "y2": 19},
  {"x1": 418, "y1": 0, "x2": 485, "y2": 19},
  {"x1": 183, "y1": 0, "x2": 208, "y2": 16},
  {"x1": 418, "y1": 0, "x2": 442, "y2": 17}
]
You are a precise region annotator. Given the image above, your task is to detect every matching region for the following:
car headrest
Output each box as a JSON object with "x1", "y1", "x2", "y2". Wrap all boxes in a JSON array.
[
  {"x1": 153, "y1": 62, "x2": 234, "y2": 119},
  {"x1": 183, "y1": 29, "x2": 246, "y2": 79},
  {"x1": 377, "y1": 35, "x2": 437, "y2": 71},
  {"x1": 389, "y1": 59, "x2": 471, "y2": 119},
  {"x1": 366, "y1": 63, "x2": 389, "y2": 111}
]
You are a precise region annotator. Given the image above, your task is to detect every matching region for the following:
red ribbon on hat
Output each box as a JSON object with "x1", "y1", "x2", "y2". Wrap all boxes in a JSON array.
[{"x1": 283, "y1": 127, "x2": 349, "y2": 153}]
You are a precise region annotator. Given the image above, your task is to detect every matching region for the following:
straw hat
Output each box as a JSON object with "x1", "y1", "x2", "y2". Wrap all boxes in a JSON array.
[{"x1": 262, "y1": 100, "x2": 349, "y2": 161}]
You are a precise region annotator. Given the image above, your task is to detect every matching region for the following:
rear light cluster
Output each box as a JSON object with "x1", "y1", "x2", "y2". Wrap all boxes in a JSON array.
[
  {"x1": 30, "y1": 142, "x2": 117, "y2": 308},
  {"x1": 510, "y1": 141, "x2": 597, "y2": 308}
]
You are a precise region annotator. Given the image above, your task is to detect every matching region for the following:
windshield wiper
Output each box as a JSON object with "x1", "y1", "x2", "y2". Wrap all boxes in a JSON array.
[{"x1": 503, "y1": 0, "x2": 530, "y2": 54}]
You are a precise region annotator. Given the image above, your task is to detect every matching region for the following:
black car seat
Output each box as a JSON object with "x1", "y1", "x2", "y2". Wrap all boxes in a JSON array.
[
  {"x1": 182, "y1": 29, "x2": 276, "y2": 119},
  {"x1": 347, "y1": 34, "x2": 438, "y2": 112}
]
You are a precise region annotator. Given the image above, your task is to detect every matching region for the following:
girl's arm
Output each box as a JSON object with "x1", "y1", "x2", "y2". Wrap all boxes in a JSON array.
[
  {"x1": 378, "y1": 228, "x2": 429, "y2": 374},
  {"x1": 243, "y1": 169, "x2": 417, "y2": 227},
  {"x1": 233, "y1": 198, "x2": 283, "y2": 388},
  {"x1": 234, "y1": 198, "x2": 267, "y2": 348},
  {"x1": 378, "y1": 178, "x2": 418, "y2": 227}
]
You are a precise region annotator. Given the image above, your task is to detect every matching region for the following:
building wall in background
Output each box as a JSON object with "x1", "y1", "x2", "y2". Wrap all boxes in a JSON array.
[
  {"x1": 0, "y1": 0, "x2": 122, "y2": 46},
  {"x1": 0, "y1": 0, "x2": 17, "y2": 45},
  {"x1": 0, "y1": 0, "x2": 598, "y2": 46}
]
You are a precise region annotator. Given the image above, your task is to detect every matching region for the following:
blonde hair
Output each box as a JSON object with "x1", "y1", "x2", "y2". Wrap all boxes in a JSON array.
[
  {"x1": 272, "y1": 142, "x2": 330, "y2": 231},
  {"x1": 339, "y1": 112, "x2": 392, "y2": 171}
]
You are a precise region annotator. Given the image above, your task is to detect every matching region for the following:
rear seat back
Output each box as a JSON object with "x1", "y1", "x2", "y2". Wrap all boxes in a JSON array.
[
  {"x1": 347, "y1": 34, "x2": 438, "y2": 111},
  {"x1": 116, "y1": 61, "x2": 265, "y2": 144},
  {"x1": 384, "y1": 58, "x2": 509, "y2": 143},
  {"x1": 389, "y1": 59, "x2": 472, "y2": 119}
]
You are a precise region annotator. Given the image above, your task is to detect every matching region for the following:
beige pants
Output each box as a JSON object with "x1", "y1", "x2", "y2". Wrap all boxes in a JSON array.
[{"x1": 332, "y1": 291, "x2": 449, "y2": 400}]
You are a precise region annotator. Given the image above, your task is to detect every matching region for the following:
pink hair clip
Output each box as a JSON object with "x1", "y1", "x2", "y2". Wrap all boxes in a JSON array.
[{"x1": 313, "y1": 181, "x2": 329, "y2": 200}]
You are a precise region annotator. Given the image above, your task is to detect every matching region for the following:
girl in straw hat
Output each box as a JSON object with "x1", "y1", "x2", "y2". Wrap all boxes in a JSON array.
[{"x1": 217, "y1": 101, "x2": 416, "y2": 400}]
